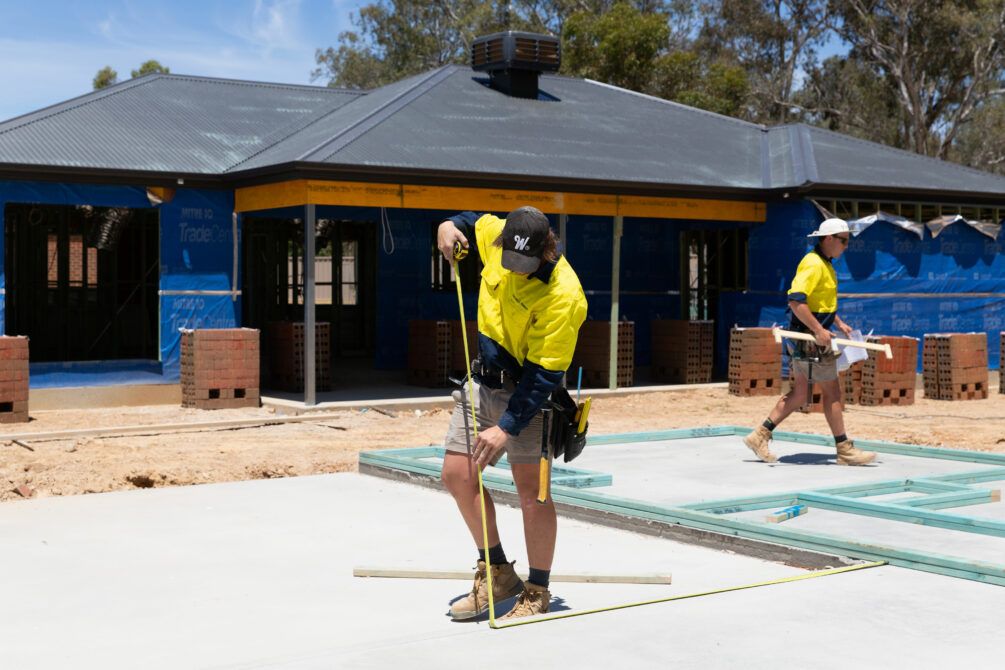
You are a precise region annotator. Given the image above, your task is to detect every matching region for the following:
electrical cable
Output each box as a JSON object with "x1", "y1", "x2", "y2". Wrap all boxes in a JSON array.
[{"x1": 380, "y1": 207, "x2": 395, "y2": 254}]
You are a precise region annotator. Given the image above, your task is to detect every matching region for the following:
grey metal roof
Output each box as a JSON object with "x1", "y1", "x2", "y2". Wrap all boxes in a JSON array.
[
  {"x1": 232, "y1": 66, "x2": 766, "y2": 189},
  {"x1": 801, "y1": 124, "x2": 1005, "y2": 196},
  {"x1": 1, "y1": 69, "x2": 1003, "y2": 202},
  {"x1": 0, "y1": 74, "x2": 362, "y2": 174}
]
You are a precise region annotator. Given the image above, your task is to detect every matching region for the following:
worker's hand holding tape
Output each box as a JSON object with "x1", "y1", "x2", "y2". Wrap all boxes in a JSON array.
[
  {"x1": 472, "y1": 424, "x2": 509, "y2": 467},
  {"x1": 436, "y1": 219, "x2": 469, "y2": 261}
]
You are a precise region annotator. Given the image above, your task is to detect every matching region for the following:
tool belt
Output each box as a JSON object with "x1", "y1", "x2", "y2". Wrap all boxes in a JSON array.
[
  {"x1": 786, "y1": 338, "x2": 832, "y2": 362},
  {"x1": 547, "y1": 386, "x2": 589, "y2": 463},
  {"x1": 470, "y1": 357, "x2": 519, "y2": 392},
  {"x1": 468, "y1": 358, "x2": 588, "y2": 462}
]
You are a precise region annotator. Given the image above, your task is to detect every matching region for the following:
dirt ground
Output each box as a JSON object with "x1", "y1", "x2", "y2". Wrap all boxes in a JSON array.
[{"x1": 2, "y1": 387, "x2": 1005, "y2": 502}]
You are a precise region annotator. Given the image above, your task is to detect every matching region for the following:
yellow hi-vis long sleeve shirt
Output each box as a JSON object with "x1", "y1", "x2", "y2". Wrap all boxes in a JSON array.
[{"x1": 448, "y1": 211, "x2": 588, "y2": 435}]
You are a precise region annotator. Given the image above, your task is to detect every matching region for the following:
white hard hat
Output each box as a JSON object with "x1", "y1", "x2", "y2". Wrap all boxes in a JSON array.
[{"x1": 807, "y1": 217, "x2": 850, "y2": 238}]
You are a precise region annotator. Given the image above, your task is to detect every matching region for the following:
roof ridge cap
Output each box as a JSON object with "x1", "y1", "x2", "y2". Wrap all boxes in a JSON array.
[
  {"x1": 309, "y1": 66, "x2": 457, "y2": 163},
  {"x1": 582, "y1": 78, "x2": 761, "y2": 130},
  {"x1": 223, "y1": 88, "x2": 371, "y2": 172},
  {"x1": 0, "y1": 76, "x2": 156, "y2": 136}
]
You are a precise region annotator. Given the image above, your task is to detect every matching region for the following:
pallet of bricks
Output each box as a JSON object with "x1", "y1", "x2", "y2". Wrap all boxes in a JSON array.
[
  {"x1": 407, "y1": 320, "x2": 478, "y2": 387},
  {"x1": 840, "y1": 360, "x2": 864, "y2": 405},
  {"x1": 570, "y1": 321, "x2": 634, "y2": 388},
  {"x1": 0, "y1": 335, "x2": 29, "y2": 423},
  {"x1": 181, "y1": 328, "x2": 260, "y2": 409},
  {"x1": 266, "y1": 322, "x2": 331, "y2": 392},
  {"x1": 923, "y1": 333, "x2": 988, "y2": 400},
  {"x1": 650, "y1": 320, "x2": 714, "y2": 383},
  {"x1": 728, "y1": 327, "x2": 781, "y2": 397},
  {"x1": 858, "y1": 336, "x2": 918, "y2": 406}
]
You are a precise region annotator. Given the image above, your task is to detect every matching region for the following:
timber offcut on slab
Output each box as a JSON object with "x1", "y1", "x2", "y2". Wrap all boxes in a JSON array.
[{"x1": 353, "y1": 566, "x2": 671, "y2": 584}]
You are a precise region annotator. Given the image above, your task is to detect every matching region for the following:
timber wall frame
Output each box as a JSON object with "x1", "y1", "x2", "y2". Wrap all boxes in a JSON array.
[
  {"x1": 233, "y1": 179, "x2": 767, "y2": 221},
  {"x1": 360, "y1": 426, "x2": 1005, "y2": 587}
]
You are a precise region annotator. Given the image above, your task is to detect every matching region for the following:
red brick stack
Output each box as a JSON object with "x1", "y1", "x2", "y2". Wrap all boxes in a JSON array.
[
  {"x1": 570, "y1": 321, "x2": 635, "y2": 388},
  {"x1": 449, "y1": 320, "x2": 480, "y2": 381},
  {"x1": 840, "y1": 361, "x2": 864, "y2": 405},
  {"x1": 728, "y1": 327, "x2": 782, "y2": 397},
  {"x1": 181, "y1": 329, "x2": 260, "y2": 409},
  {"x1": 859, "y1": 336, "x2": 918, "y2": 406},
  {"x1": 651, "y1": 320, "x2": 714, "y2": 383},
  {"x1": 266, "y1": 322, "x2": 331, "y2": 392},
  {"x1": 407, "y1": 320, "x2": 452, "y2": 387},
  {"x1": 923, "y1": 333, "x2": 988, "y2": 400},
  {"x1": 0, "y1": 336, "x2": 29, "y2": 423}
]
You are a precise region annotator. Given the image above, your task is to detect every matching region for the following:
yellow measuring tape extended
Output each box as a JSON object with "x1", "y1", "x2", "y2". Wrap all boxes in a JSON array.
[
  {"x1": 489, "y1": 561, "x2": 886, "y2": 629},
  {"x1": 453, "y1": 250, "x2": 885, "y2": 630},
  {"x1": 453, "y1": 251, "x2": 502, "y2": 626}
]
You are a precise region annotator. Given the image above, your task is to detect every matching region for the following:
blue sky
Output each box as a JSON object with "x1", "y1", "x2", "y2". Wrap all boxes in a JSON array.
[
  {"x1": 0, "y1": 0, "x2": 368, "y2": 121},
  {"x1": 0, "y1": 1, "x2": 848, "y2": 123}
]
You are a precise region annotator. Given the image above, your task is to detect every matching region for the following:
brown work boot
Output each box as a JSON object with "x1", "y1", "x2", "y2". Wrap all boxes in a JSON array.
[
  {"x1": 836, "y1": 439, "x2": 877, "y2": 466},
  {"x1": 449, "y1": 560, "x2": 523, "y2": 620},
  {"x1": 498, "y1": 581, "x2": 551, "y2": 621},
  {"x1": 743, "y1": 425, "x2": 777, "y2": 463}
]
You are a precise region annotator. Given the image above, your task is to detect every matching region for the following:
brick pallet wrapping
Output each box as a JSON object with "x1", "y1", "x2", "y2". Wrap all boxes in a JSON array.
[
  {"x1": 181, "y1": 329, "x2": 260, "y2": 409},
  {"x1": 728, "y1": 327, "x2": 782, "y2": 397},
  {"x1": 266, "y1": 322, "x2": 331, "y2": 393},
  {"x1": 923, "y1": 333, "x2": 989, "y2": 400},
  {"x1": 407, "y1": 320, "x2": 481, "y2": 388},
  {"x1": 570, "y1": 321, "x2": 634, "y2": 388},
  {"x1": 0, "y1": 336, "x2": 29, "y2": 423},
  {"x1": 858, "y1": 335, "x2": 918, "y2": 406},
  {"x1": 651, "y1": 320, "x2": 714, "y2": 383}
]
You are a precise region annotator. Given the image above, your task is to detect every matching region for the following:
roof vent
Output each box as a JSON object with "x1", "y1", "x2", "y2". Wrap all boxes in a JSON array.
[{"x1": 471, "y1": 31, "x2": 560, "y2": 99}]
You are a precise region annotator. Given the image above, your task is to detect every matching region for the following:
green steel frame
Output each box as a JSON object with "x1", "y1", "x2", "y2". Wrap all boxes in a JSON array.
[{"x1": 358, "y1": 426, "x2": 1005, "y2": 586}]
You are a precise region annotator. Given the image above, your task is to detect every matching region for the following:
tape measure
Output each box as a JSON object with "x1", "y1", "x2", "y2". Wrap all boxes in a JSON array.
[{"x1": 453, "y1": 241, "x2": 468, "y2": 260}]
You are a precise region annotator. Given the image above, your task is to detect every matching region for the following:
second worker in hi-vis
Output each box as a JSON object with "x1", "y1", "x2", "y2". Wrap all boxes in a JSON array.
[
  {"x1": 744, "y1": 217, "x2": 878, "y2": 467},
  {"x1": 436, "y1": 206, "x2": 587, "y2": 620}
]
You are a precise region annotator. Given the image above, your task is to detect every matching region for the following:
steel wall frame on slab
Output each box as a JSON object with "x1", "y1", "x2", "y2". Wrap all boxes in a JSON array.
[
  {"x1": 359, "y1": 427, "x2": 1005, "y2": 586},
  {"x1": 363, "y1": 447, "x2": 613, "y2": 489}
]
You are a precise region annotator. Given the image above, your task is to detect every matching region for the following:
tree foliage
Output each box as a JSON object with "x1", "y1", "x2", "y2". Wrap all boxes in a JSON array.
[
  {"x1": 131, "y1": 60, "x2": 170, "y2": 78},
  {"x1": 793, "y1": 53, "x2": 905, "y2": 146},
  {"x1": 563, "y1": 3, "x2": 748, "y2": 115},
  {"x1": 93, "y1": 60, "x2": 170, "y2": 90},
  {"x1": 93, "y1": 66, "x2": 118, "y2": 90},
  {"x1": 696, "y1": 0, "x2": 833, "y2": 123},
  {"x1": 833, "y1": 0, "x2": 1005, "y2": 158}
]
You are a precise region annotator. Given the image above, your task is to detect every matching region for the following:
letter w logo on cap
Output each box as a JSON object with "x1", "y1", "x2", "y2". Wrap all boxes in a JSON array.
[{"x1": 513, "y1": 234, "x2": 530, "y2": 251}]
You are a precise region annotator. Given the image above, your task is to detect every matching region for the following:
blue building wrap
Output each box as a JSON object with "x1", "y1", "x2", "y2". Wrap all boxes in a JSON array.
[
  {"x1": 0, "y1": 180, "x2": 237, "y2": 385},
  {"x1": 159, "y1": 189, "x2": 239, "y2": 379},
  {"x1": 719, "y1": 200, "x2": 1005, "y2": 373}
]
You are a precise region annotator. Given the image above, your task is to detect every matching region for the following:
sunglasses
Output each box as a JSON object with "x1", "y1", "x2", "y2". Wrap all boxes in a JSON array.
[{"x1": 833, "y1": 235, "x2": 850, "y2": 246}]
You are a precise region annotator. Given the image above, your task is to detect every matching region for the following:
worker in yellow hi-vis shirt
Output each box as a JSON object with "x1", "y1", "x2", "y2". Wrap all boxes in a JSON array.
[
  {"x1": 436, "y1": 206, "x2": 587, "y2": 621},
  {"x1": 743, "y1": 218, "x2": 878, "y2": 467}
]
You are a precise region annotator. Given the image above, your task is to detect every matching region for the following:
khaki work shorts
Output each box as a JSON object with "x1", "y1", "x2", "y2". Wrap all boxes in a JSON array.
[{"x1": 444, "y1": 382, "x2": 545, "y2": 466}]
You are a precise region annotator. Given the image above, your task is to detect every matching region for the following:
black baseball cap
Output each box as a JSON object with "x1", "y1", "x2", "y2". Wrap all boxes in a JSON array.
[{"x1": 501, "y1": 206, "x2": 550, "y2": 273}]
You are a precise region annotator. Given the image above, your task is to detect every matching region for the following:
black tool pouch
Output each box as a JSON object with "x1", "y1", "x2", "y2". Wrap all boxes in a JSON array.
[{"x1": 548, "y1": 386, "x2": 588, "y2": 463}]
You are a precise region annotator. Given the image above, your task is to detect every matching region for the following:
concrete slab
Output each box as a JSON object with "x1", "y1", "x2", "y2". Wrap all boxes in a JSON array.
[{"x1": 1, "y1": 466, "x2": 1003, "y2": 669}]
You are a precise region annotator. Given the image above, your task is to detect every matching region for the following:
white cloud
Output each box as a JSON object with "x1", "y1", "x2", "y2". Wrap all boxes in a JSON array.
[{"x1": 251, "y1": 0, "x2": 302, "y2": 51}]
